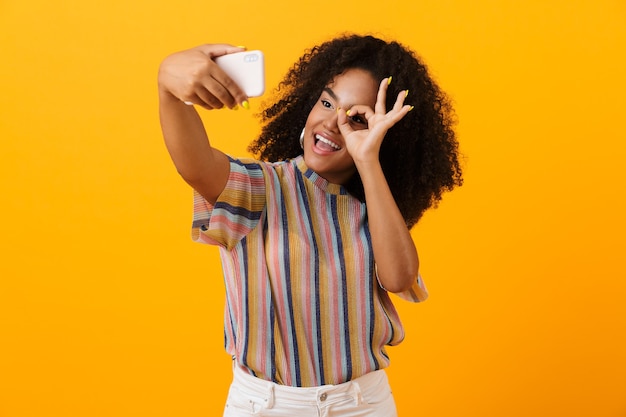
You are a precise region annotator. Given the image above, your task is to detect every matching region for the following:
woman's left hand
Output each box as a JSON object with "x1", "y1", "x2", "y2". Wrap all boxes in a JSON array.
[{"x1": 337, "y1": 77, "x2": 412, "y2": 164}]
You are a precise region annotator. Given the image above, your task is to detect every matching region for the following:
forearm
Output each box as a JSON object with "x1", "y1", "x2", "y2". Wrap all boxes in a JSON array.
[
  {"x1": 159, "y1": 88, "x2": 229, "y2": 203},
  {"x1": 357, "y1": 160, "x2": 419, "y2": 293}
]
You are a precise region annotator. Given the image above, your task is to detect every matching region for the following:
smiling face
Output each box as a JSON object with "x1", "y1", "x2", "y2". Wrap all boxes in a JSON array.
[{"x1": 302, "y1": 68, "x2": 378, "y2": 185}]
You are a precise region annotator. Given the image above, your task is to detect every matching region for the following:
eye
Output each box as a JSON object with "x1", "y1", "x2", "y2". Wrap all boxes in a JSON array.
[
  {"x1": 349, "y1": 114, "x2": 366, "y2": 125},
  {"x1": 320, "y1": 99, "x2": 333, "y2": 109}
]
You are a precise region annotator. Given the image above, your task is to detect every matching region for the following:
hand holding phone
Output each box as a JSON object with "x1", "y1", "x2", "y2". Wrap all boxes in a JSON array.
[{"x1": 215, "y1": 50, "x2": 265, "y2": 97}]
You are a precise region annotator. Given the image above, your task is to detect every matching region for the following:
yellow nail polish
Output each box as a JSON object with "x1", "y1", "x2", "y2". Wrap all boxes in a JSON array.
[
  {"x1": 242, "y1": 100, "x2": 250, "y2": 110},
  {"x1": 232, "y1": 105, "x2": 239, "y2": 111},
  {"x1": 236, "y1": 45, "x2": 247, "y2": 49},
  {"x1": 345, "y1": 109, "x2": 351, "y2": 116},
  {"x1": 387, "y1": 76, "x2": 392, "y2": 85},
  {"x1": 408, "y1": 105, "x2": 415, "y2": 112},
  {"x1": 405, "y1": 90, "x2": 409, "y2": 98}
]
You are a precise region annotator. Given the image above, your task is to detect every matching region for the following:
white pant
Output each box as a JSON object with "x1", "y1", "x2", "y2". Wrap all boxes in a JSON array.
[{"x1": 223, "y1": 363, "x2": 398, "y2": 417}]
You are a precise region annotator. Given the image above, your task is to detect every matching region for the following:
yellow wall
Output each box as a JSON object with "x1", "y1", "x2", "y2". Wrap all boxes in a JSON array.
[{"x1": 1, "y1": 1, "x2": 625, "y2": 416}]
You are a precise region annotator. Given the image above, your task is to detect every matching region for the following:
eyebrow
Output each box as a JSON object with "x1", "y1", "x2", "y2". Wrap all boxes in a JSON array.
[
  {"x1": 322, "y1": 86, "x2": 356, "y2": 110},
  {"x1": 322, "y1": 87, "x2": 338, "y2": 101}
]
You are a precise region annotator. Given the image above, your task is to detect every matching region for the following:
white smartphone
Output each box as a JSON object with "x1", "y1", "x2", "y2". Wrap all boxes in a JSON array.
[{"x1": 215, "y1": 50, "x2": 265, "y2": 97}]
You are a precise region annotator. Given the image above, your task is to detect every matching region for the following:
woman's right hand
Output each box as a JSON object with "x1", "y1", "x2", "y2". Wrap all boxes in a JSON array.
[{"x1": 158, "y1": 44, "x2": 249, "y2": 110}]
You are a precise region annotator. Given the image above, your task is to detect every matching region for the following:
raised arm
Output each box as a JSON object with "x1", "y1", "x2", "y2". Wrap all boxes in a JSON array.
[
  {"x1": 354, "y1": 155, "x2": 419, "y2": 293},
  {"x1": 158, "y1": 44, "x2": 249, "y2": 203},
  {"x1": 338, "y1": 79, "x2": 418, "y2": 293}
]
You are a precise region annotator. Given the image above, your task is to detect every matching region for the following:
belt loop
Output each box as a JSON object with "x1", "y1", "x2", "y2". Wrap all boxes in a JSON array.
[
  {"x1": 351, "y1": 381, "x2": 363, "y2": 406},
  {"x1": 265, "y1": 384, "x2": 275, "y2": 409}
]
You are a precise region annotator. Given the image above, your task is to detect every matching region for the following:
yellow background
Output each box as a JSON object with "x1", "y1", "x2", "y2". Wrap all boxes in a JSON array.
[{"x1": 1, "y1": 0, "x2": 625, "y2": 416}]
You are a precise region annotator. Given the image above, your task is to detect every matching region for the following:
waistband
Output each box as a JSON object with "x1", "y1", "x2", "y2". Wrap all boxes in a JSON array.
[{"x1": 231, "y1": 362, "x2": 389, "y2": 408}]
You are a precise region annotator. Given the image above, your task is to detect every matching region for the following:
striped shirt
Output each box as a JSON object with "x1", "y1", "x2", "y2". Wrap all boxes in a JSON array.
[{"x1": 192, "y1": 156, "x2": 428, "y2": 387}]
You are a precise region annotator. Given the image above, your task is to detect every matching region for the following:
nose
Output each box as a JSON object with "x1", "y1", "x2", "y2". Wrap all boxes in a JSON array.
[{"x1": 322, "y1": 110, "x2": 339, "y2": 132}]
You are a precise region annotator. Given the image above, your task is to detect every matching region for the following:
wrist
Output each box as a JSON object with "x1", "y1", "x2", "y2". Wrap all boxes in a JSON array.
[
  {"x1": 354, "y1": 158, "x2": 383, "y2": 177},
  {"x1": 158, "y1": 85, "x2": 181, "y2": 104}
]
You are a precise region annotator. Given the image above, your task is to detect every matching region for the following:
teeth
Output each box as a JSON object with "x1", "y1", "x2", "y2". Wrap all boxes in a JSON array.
[{"x1": 315, "y1": 134, "x2": 341, "y2": 150}]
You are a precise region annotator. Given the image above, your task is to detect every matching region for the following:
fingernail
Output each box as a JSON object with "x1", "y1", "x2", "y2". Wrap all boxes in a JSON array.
[
  {"x1": 405, "y1": 90, "x2": 409, "y2": 98},
  {"x1": 236, "y1": 45, "x2": 247, "y2": 49},
  {"x1": 387, "y1": 76, "x2": 392, "y2": 85},
  {"x1": 345, "y1": 109, "x2": 351, "y2": 116},
  {"x1": 232, "y1": 105, "x2": 239, "y2": 111},
  {"x1": 242, "y1": 100, "x2": 250, "y2": 110},
  {"x1": 409, "y1": 105, "x2": 415, "y2": 112}
]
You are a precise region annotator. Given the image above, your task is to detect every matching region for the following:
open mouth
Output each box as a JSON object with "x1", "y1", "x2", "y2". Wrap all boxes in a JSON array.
[{"x1": 314, "y1": 134, "x2": 342, "y2": 152}]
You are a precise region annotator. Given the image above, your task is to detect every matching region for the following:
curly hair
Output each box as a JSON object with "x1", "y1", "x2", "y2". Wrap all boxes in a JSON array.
[{"x1": 248, "y1": 34, "x2": 463, "y2": 228}]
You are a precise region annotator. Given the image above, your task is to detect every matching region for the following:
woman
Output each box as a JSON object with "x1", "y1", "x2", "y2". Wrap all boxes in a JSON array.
[{"x1": 158, "y1": 34, "x2": 462, "y2": 416}]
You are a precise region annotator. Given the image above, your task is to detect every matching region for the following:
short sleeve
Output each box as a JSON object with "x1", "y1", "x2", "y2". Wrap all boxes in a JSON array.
[{"x1": 191, "y1": 157, "x2": 267, "y2": 250}]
